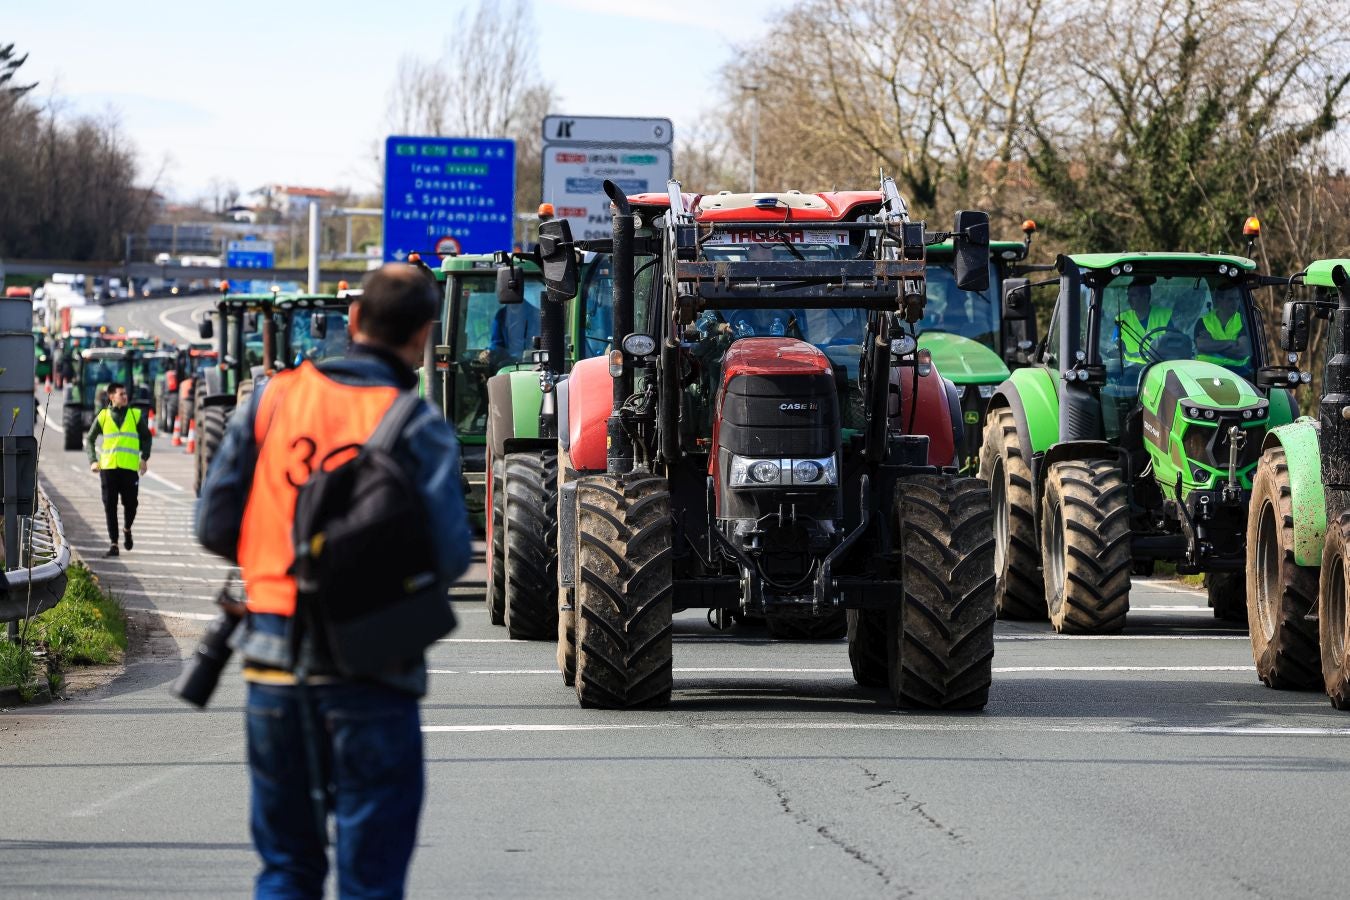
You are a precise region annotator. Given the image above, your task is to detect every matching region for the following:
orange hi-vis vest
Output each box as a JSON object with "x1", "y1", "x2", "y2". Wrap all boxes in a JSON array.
[{"x1": 238, "y1": 362, "x2": 399, "y2": 616}]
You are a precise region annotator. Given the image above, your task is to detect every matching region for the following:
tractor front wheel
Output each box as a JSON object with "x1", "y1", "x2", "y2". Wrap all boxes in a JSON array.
[
  {"x1": 573, "y1": 473, "x2": 673, "y2": 709},
  {"x1": 484, "y1": 459, "x2": 505, "y2": 626},
  {"x1": 62, "y1": 404, "x2": 83, "y2": 451},
  {"x1": 502, "y1": 450, "x2": 559, "y2": 640},
  {"x1": 889, "y1": 474, "x2": 995, "y2": 709},
  {"x1": 1206, "y1": 572, "x2": 1248, "y2": 625},
  {"x1": 1040, "y1": 459, "x2": 1131, "y2": 634},
  {"x1": 1318, "y1": 514, "x2": 1350, "y2": 709},
  {"x1": 1247, "y1": 448, "x2": 1320, "y2": 689},
  {"x1": 978, "y1": 408, "x2": 1045, "y2": 620},
  {"x1": 195, "y1": 405, "x2": 229, "y2": 496}
]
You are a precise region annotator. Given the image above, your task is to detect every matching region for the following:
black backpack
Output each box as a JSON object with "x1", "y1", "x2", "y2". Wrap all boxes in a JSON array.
[{"x1": 288, "y1": 392, "x2": 456, "y2": 676}]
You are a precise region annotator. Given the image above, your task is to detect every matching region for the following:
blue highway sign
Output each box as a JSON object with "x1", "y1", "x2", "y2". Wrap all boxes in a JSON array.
[
  {"x1": 383, "y1": 136, "x2": 516, "y2": 265},
  {"x1": 226, "y1": 239, "x2": 274, "y2": 292}
]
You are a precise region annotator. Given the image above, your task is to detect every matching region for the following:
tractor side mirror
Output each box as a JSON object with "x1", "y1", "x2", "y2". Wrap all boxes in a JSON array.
[
  {"x1": 1002, "y1": 278, "x2": 1033, "y2": 321},
  {"x1": 496, "y1": 265, "x2": 524, "y2": 305},
  {"x1": 538, "y1": 219, "x2": 578, "y2": 302},
  {"x1": 310, "y1": 314, "x2": 327, "y2": 340},
  {"x1": 1280, "y1": 301, "x2": 1310, "y2": 353},
  {"x1": 198, "y1": 318, "x2": 213, "y2": 340},
  {"x1": 952, "y1": 210, "x2": 991, "y2": 293}
]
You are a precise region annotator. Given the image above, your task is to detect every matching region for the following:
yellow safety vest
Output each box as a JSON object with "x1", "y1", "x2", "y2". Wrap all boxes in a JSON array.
[
  {"x1": 1117, "y1": 307, "x2": 1173, "y2": 365},
  {"x1": 97, "y1": 407, "x2": 142, "y2": 471},
  {"x1": 1196, "y1": 310, "x2": 1249, "y2": 367}
]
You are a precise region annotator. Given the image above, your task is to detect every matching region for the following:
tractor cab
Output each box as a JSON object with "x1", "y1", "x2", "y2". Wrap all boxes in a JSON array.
[
  {"x1": 271, "y1": 294, "x2": 351, "y2": 368},
  {"x1": 60, "y1": 346, "x2": 136, "y2": 449},
  {"x1": 132, "y1": 349, "x2": 176, "y2": 410}
]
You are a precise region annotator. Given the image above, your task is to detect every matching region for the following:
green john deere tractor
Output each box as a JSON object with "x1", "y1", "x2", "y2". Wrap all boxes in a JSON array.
[
  {"x1": 1245, "y1": 259, "x2": 1350, "y2": 704},
  {"x1": 61, "y1": 346, "x2": 135, "y2": 451},
  {"x1": 920, "y1": 224, "x2": 1040, "y2": 471},
  {"x1": 422, "y1": 251, "x2": 613, "y2": 639},
  {"x1": 981, "y1": 250, "x2": 1300, "y2": 633}
]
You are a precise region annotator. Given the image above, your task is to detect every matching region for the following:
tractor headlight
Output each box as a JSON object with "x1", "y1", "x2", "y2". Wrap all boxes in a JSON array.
[
  {"x1": 728, "y1": 455, "x2": 837, "y2": 487},
  {"x1": 1204, "y1": 409, "x2": 1216, "y2": 420},
  {"x1": 1187, "y1": 406, "x2": 1202, "y2": 419},
  {"x1": 1242, "y1": 409, "x2": 1253, "y2": 419}
]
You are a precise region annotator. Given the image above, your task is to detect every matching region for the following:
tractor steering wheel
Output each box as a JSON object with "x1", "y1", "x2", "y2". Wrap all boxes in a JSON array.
[{"x1": 1135, "y1": 325, "x2": 1196, "y2": 365}]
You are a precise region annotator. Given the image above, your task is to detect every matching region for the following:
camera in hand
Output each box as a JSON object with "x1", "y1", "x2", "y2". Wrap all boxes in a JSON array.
[{"x1": 172, "y1": 587, "x2": 246, "y2": 708}]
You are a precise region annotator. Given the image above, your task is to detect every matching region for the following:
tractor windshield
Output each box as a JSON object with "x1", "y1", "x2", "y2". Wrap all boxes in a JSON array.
[
  {"x1": 286, "y1": 309, "x2": 350, "y2": 365},
  {"x1": 1097, "y1": 272, "x2": 1256, "y2": 382},
  {"x1": 448, "y1": 272, "x2": 545, "y2": 436},
  {"x1": 920, "y1": 260, "x2": 1000, "y2": 349}
]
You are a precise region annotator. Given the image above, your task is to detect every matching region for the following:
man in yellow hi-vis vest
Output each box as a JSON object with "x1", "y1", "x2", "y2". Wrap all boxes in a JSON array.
[
  {"x1": 84, "y1": 382, "x2": 151, "y2": 557},
  {"x1": 1115, "y1": 279, "x2": 1173, "y2": 366},
  {"x1": 1194, "y1": 288, "x2": 1250, "y2": 368}
]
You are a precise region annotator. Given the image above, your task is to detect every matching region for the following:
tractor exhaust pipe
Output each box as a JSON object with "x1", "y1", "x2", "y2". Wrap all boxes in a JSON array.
[{"x1": 605, "y1": 179, "x2": 635, "y2": 474}]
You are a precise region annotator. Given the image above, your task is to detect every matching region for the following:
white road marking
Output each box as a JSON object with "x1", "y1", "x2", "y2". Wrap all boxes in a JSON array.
[
  {"x1": 993, "y1": 665, "x2": 1251, "y2": 673},
  {"x1": 437, "y1": 638, "x2": 530, "y2": 643},
  {"x1": 68, "y1": 735, "x2": 242, "y2": 818},
  {"x1": 994, "y1": 634, "x2": 1248, "y2": 641},
  {"x1": 101, "y1": 588, "x2": 217, "y2": 601},
  {"x1": 38, "y1": 404, "x2": 63, "y2": 433},
  {"x1": 1139, "y1": 580, "x2": 1208, "y2": 595},
  {"x1": 1132, "y1": 606, "x2": 1211, "y2": 612},
  {"x1": 143, "y1": 470, "x2": 185, "y2": 492},
  {"x1": 421, "y1": 722, "x2": 1350, "y2": 736},
  {"x1": 123, "y1": 607, "x2": 218, "y2": 621},
  {"x1": 158, "y1": 299, "x2": 209, "y2": 342},
  {"x1": 72, "y1": 544, "x2": 219, "y2": 559}
]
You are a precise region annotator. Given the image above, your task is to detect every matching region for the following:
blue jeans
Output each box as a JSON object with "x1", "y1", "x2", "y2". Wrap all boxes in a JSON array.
[{"x1": 246, "y1": 681, "x2": 424, "y2": 899}]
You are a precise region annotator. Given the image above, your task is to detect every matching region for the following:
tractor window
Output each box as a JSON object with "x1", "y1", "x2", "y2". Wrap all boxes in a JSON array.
[
  {"x1": 287, "y1": 310, "x2": 350, "y2": 365},
  {"x1": 581, "y1": 259, "x2": 614, "y2": 359},
  {"x1": 447, "y1": 272, "x2": 544, "y2": 437},
  {"x1": 921, "y1": 261, "x2": 1000, "y2": 350},
  {"x1": 1098, "y1": 274, "x2": 1256, "y2": 387}
]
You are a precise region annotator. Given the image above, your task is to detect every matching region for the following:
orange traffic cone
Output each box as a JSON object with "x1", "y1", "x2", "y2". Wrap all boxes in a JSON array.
[
  {"x1": 171, "y1": 414, "x2": 183, "y2": 447},
  {"x1": 147, "y1": 409, "x2": 157, "y2": 437},
  {"x1": 43, "y1": 376, "x2": 52, "y2": 394},
  {"x1": 184, "y1": 420, "x2": 196, "y2": 454}
]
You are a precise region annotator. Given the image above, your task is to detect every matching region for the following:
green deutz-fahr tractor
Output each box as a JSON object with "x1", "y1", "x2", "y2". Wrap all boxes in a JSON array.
[
  {"x1": 981, "y1": 249, "x2": 1300, "y2": 633},
  {"x1": 421, "y1": 251, "x2": 614, "y2": 639},
  {"x1": 920, "y1": 223, "x2": 1040, "y2": 472},
  {"x1": 61, "y1": 346, "x2": 136, "y2": 450},
  {"x1": 1245, "y1": 259, "x2": 1350, "y2": 704}
]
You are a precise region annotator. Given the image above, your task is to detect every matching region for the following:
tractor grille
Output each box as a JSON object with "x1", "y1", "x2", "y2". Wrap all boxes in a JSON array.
[
  {"x1": 719, "y1": 372, "x2": 838, "y2": 458},
  {"x1": 1182, "y1": 416, "x2": 1264, "y2": 472}
]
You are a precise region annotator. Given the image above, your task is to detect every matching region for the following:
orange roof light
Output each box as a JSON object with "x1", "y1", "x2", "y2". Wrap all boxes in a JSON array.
[
  {"x1": 1243, "y1": 216, "x2": 1261, "y2": 237},
  {"x1": 219, "y1": 280, "x2": 229, "y2": 293},
  {"x1": 408, "y1": 252, "x2": 422, "y2": 264},
  {"x1": 1022, "y1": 219, "x2": 1038, "y2": 234},
  {"x1": 337, "y1": 280, "x2": 349, "y2": 291},
  {"x1": 538, "y1": 203, "x2": 555, "y2": 217}
]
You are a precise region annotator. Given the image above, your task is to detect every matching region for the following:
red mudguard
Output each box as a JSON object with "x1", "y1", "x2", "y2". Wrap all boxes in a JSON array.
[
  {"x1": 567, "y1": 356, "x2": 612, "y2": 472},
  {"x1": 890, "y1": 362, "x2": 959, "y2": 467}
]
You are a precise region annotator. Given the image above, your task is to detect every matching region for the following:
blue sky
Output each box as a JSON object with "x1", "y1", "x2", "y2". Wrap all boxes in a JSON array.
[{"x1": 10, "y1": 0, "x2": 783, "y2": 201}]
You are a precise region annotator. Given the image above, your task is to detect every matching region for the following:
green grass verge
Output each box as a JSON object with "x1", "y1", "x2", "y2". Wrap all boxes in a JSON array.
[
  {"x1": 1150, "y1": 560, "x2": 1206, "y2": 588},
  {"x1": 0, "y1": 564, "x2": 127, "y2": 701}
]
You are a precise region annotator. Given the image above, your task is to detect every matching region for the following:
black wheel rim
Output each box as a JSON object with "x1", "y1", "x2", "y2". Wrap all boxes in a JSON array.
[{"x1": 1255, "y1": 500, "x2": 1280, "y2": 641}]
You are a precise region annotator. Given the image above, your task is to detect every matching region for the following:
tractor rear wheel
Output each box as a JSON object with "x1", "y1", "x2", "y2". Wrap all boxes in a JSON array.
[
  {"x1": 1247, "y1": 447, "x2": 1320, "y2": 689},
  {"x1": 62, "y1": 404, "x2": 83, "y2": 451},
  {"x1": 573, "y1": 473, "x2": 673, "y2": 709},
  {"x1": 1040, "y1": 459, "x2": 1131, "y2": 634},
  {"x1": 846, "y1": 609, "x2": 888, "y2": 688},
  {"x1": 1318, "y1": 514, "x2": 1350, "y2": 709},
  {"x1": 889, "y1": 474, "x2": 995, "y2": 709},
  {"x1": 503, "y1": 450, "x2": 559, "y2": 640},
  {"x1": 978, "y1": 408, "x2": 1045, "y2": 620},
  {"x1": 484, "y1": 459, "x2": 505, "y2": 626},
  {"x1": 766, "y1": 612, "x2": 848, "y2": 641},
  {"x1": 1206, "y1": 572, "x2": 1248, "y2": 624}
]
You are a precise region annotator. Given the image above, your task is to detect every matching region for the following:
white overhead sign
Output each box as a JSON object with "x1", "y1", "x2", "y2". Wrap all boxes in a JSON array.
[
  {"x1": 542, "y1": 116, "x2": 674, "y2": 240},
  {"x1": 542, "y1": 115, "x2": 672, "y2": 146}
]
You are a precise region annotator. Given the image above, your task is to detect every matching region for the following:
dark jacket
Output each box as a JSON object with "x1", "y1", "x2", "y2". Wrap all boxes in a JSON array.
[
  {"x1": 85, "y1": 405, "x2": 153, "y2": 465},
  {"x1": 194, "y1": 342, "x2": 472, "y2": 696}
]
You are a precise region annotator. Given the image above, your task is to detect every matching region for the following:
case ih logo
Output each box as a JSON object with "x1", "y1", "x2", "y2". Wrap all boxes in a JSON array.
[{"x1": 780, "y1": 402, "x2": 819, "y2": 412}]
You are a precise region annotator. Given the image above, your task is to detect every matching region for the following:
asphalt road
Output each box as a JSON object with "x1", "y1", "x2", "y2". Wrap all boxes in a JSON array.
[{"x1": 4, "y1": 300, "x2": 1350, "y2": 898}]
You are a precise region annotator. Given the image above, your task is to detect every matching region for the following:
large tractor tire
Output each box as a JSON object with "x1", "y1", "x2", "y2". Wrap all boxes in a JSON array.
[
  {"x1": 1318, "y1": 514, "x2": 1350, "y2": 710},
  {"x1": 1206, "y1": 572, "x2": 1248, "y2": 625},
  {"x1": 767, "y1": 612, "x2": 848, "y2": 641},
  {"x1": 889, "y1": 474, "x2": 995, "y2": 709},
  {"x1": 846, "y1": 609, "x2": 888, "y2": 688},
  {"x1": 236, "y1": 379, "x2": 254, "y2": 414},
  {"x1": 61, "y1": 404, "x2": 83, "y2": 451},
  {"x1": 484, "y1": 459, "x2": 506, "y2": 626},
  {"x1": 502, "y1": 450, "x2": 559, "y2": 640},
  {"x1": 194, "y1": 404, "x2": 229, "y2": 496},
  {"x1": 573, "y1": 473, "x2": 673, "y2": 709},
  {"x1": 978, "y1": 407, "x2": 1045, "y2": 620},
  {"x1": 1040, "y1": 459, "x2": 1131, "y2": 634},
  {"x1": 557, "y1": 466, "x2": 579, "y2": 686},
  {"x1": 1247, "y1": 447, "x2": 1320, "y2": 689}
]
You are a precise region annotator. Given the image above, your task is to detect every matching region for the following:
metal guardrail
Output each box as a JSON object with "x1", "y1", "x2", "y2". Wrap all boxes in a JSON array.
[{"x1": 1, "y1": 486, "x2": 72, "y2": 623}]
